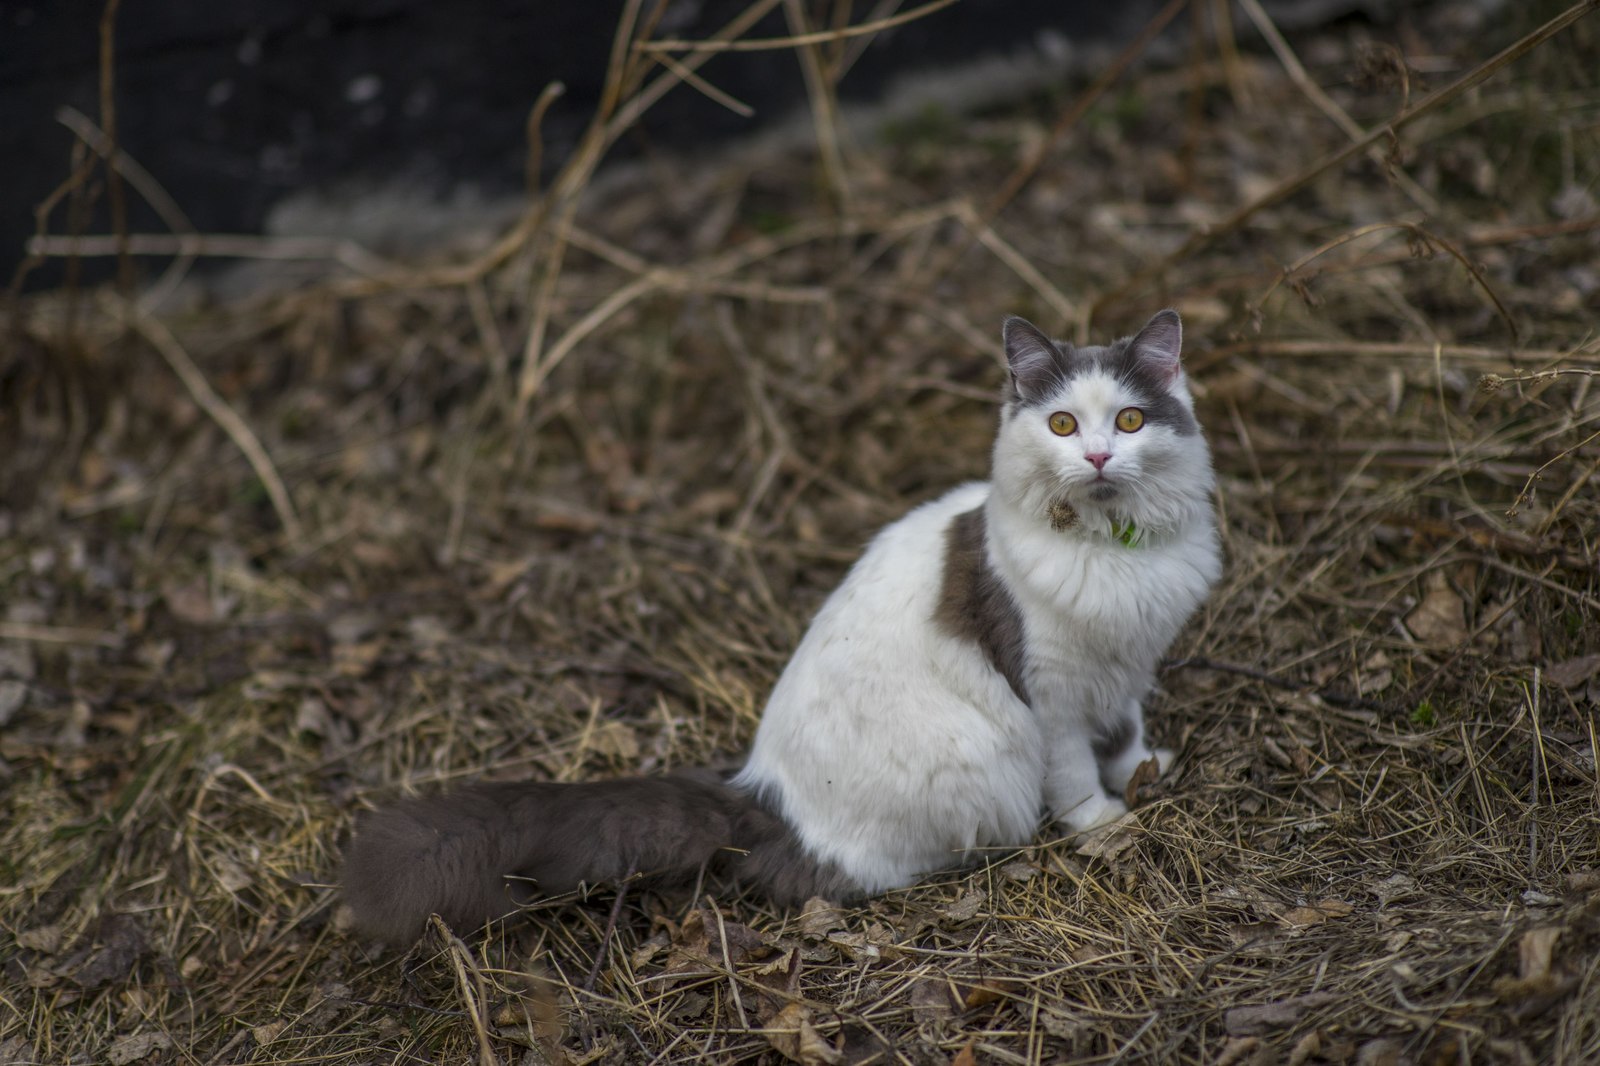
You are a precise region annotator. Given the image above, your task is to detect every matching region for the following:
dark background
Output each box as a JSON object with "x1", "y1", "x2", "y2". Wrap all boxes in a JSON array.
[{"x1": 2, "y1": 0, "x2": 1390, "y2": 288}]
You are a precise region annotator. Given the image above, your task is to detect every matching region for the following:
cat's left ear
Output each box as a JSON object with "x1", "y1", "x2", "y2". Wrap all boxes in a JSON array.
[{"x1": 1129, "y1": 309, "x2": 1183, "y2": 384}]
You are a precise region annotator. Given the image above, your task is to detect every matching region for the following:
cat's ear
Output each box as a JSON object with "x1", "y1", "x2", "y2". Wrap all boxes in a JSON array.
[
  {"x1": 1129, "y1": 309, "x2": 1183, "y2": 384},
  {"x1": 1002, "y1": 316, "x2": 1063, "y2": 403}
]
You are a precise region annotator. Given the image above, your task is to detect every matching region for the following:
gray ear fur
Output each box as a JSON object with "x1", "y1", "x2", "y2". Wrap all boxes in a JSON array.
[
  {"x1": 1002, "y1": 316, "x2": 1064, "y2": 403},
  {"x1": 1129, "y1": 309, "x2": 1183, "y2": 383}
]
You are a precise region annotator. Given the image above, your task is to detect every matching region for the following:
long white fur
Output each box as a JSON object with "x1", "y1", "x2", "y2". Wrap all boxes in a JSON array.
[{"x1": 733, "y1": 316, "x2": 1220, "y2": 894}]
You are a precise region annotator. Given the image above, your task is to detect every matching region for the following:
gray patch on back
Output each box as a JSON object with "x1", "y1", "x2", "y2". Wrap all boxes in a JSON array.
[{"x1": 935, "y1": 507, "x2": 1031, "y2": 706}]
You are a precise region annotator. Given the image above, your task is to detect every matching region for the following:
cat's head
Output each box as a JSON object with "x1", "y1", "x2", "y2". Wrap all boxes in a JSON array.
[{"x1": 991, "y1": 310, "x2": 1212, "y2": 536}]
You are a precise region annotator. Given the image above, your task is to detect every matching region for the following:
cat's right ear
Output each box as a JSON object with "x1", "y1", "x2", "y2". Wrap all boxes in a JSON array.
[{"x1": 1002, "y1": 317, "x2": 1063, "y2": 405}]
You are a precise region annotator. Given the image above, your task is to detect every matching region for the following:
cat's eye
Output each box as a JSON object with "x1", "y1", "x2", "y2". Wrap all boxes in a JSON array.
[
  {"x1": 1116, "y1": 407, "x2": 1145, "y2": 432},
  {"x1": 1048, "y1": 412, "x2": 1077, "y2": 436}
]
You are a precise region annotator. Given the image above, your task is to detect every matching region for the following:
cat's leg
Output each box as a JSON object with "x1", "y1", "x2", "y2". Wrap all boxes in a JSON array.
[
  {"x1": 1097, "y1": 700, "x2": 1173, "y2": 794},
  {"x1": 1044, "y1": 724, "x2": 1128, "y2": 833}
]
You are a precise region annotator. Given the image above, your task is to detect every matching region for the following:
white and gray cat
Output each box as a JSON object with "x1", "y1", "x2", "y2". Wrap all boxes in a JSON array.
[{"x1": 343, "y1": 309, "x2": 1220, "y2": 942}]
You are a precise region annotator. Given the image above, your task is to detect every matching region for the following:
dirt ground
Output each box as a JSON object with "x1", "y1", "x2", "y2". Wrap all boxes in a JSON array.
[{"x1": 4, "y1": 2, "x2": 1599, "y2": 1064}]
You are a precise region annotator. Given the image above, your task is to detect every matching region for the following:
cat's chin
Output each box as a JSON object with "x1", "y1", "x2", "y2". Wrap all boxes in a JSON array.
[{"x1": 1087, "y1": 484, "x2": 1119, "y2": 502}]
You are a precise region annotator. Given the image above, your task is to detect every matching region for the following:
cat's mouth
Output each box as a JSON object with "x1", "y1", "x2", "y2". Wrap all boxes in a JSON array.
[{"x1": 1088, "y1": 484, "x2": 1119, "y2": 502}]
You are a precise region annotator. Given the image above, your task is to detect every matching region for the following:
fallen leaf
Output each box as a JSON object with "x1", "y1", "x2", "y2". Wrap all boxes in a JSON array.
[
  {"x1": 588, "y1": 720, "x2": 640, "y2": 761},
  {"x1": 326, "y1": 610, "x2": 382, "y2": 644},
  {"x1": 1280, "y1": 900, "x2": 1354, "y2": 929},
  {"x1": 1214, "y1": 1036, "x2": 1261, "y2": 1066},
  {"x1": 941, "y1": 889, "x2": 986, "y2": 923},
  {"x1": 798, "y1": 897, "x2": 846, "y2": 938},
  {"x1": 764, "y1": 1001, "x2": 842, "y2": 1066},
  {"x1": 1405, "y1": 572, "x2": 1468, "y2": 646},
  {"x1": 1369, "y1": 873, "x2": 1417, "y2": 906},
  {"x1": 909, "y1": 978, "x2": 959, "y2": 1023},
  {"x1": 960, "y1": 980, "x2": 1016, "y2": 1010},
  {"x1": 629, "y1": 932, "x2": 669, "y2": 969},
  {"x1": 406, "y1": 615, "x2": 451, "y2": 646},
  {"x1": 1287, "y1": 1030, "x2": 1322, "y2": 1066},
  {"x1": 1517, "y1": 926, "x2": 1562, "y2": 981},
  {"x1": 1225, "y1": 991, "x2": 1337, "y2": 1035},
  {"x1": 1073, "y1": 812, "x2": 1141, "y2": 861},
  {"x1": 17, "y1": 924, "x2": 64, "y2": 953},
  {"x1": 662, "y1": 908, "x2": 770, "y2": 980},
  {"x1": 106, "y1": 1032, "x2": 173, "y2": 1065},
  {"x1": 1123, "y1": 755, "x2": 1161, "y2": 807},
  {"x1": 332, "y1": 639, "x2": 383, "y2": 678},
  {"x1": 162, "y1": 576, "x2": 215, "y2": 625},
  {"x1": 492, "y1": 964, "x2": 566, "y2": 1053},
  {"x1": 1355, "y1": 1038, "x2": 1404, "y2": 1066},
  {"x1": 950, "y1": 1038, "x2": 979, "y2": 1066},
  {"x1": 214, "y1": 857, "x2": 253, "y2": 894},
  {"x1": 70, "y1": 914, "x2": 147, "y2": 989},
  {"x1": 1546, "y1": 654, "x2": 1600, "y2": 689},
  {"x1": 251, "y1": 1021, "x2": 287, "y2": 1046}
]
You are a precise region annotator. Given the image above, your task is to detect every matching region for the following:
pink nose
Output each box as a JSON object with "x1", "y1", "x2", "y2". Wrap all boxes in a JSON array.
[{"x1": 1086, "y1": 452, "x2": 1111, "y2": 471}]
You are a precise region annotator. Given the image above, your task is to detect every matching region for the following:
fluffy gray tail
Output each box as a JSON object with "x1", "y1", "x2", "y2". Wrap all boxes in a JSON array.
[{"x1": 342, "y1": 772, "x2": 851, "y2": 943}]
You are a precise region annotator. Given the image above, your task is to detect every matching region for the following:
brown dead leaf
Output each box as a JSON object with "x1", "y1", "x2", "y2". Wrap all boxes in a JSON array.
[
  {"x1": 332, "y1": 639, "x2": 384, "y2": 678},
  {"x1": 1225, "y1": 991, "x2": 1337, "y2": 1035},
  {"x1": 161, "y1": 576, "x2": 215, "y2": 625},
  {"x1": 588, "y1": 720, "x2": 640, "y2": 761},
  {"x1": 69, "y1": 914, "x2": 147, "y2": 989},
  {"x1": 1405, "y1": 572, "x2": 1468, "y2": 646},
  {"x1": 960, "y1": 980, "x2": 1017, "y2": 1011},
  {"x1": 798, "y1": 896, "x2": 847, "y2": 938},
  {"x1": 492, "y1": 965, "x2": 567, "y2": 1055},
  {"x1": 1355, "y1": 1038, "x2": 1404, "y2": 1066},
  {"x1": 251, "y1": 1021, "x2": 287, "y2": 1046},
  {"x1": 17, "y1": 924, "x2": 64, "y2": 953},
  {"x1": 1123, "y1": 755, "x2": 1161, "y2": 807},
  {"x1": 940, "y1": 888, "x2": 986, "y2": 923},
  {"x1": 1546, "y1": 654, "x2": 1600, "y2": 689},
  {"x1": 1214, "y1": 1036, "x2": 1261, "y2": 1066},
  {"x1": 764, "y1": 1002, "x2": 842, "y2": 1066},
  {"x1": 1517, "y1": 926, "x2": 1562, "y2": 980},
  {"x1": 1280, "y1": 899, "x2": 1354, "y2": 929},
  {"x1": 950, "y1": 1038, "x2": 979, "y2": 1066},
  {"x1": 106, "y1": 1032, "x2": 172, "y2": 1065},
  {"x1": 910, "y1": 977, "x2": 959, "y2": 1023},
  {"x1": 1493, "y1": 925, "x2": 1576, "y2": 1019},
  {"x1": 1287, "y1": 1030, "x2": 1322, "y2": 1066},
  {"x1": 1073, "y1": 811, "x2": 1141, "y2": 861},
  {"x1": 663, "y1": 908, "x2": 771, "y2": 979}
]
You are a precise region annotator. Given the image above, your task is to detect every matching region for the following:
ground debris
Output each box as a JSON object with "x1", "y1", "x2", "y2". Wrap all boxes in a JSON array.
[
  {"x1": 1225, "y1": 992, "x2": 1338, "y2": 1036},
  {"x1": 6, "y1": 2, "x2": 1599, "y2": 1064}
]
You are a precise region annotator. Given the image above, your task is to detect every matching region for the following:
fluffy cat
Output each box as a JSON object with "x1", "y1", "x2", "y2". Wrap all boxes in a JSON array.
[{"x1": 342, "y1": 310, "x2": 1220, "y2": 942}]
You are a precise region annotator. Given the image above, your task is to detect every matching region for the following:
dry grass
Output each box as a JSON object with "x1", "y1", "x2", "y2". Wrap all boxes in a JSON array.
[{"x1": 4, "y1": 2, "x2": 1600, "y2": 1064}]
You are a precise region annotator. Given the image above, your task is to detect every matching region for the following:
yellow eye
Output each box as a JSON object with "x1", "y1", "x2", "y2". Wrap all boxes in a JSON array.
[
  {"x1": 1116, "y1": 407, "x2": 1145, "y2": 432},
  {"x1": 1049, "y1": 411, "x2": 1077, "y2": 436}
]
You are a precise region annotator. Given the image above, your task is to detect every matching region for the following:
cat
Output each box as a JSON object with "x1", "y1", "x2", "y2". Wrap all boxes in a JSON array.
[{"x1": 342, "y1": 309, "x2": 1220, "y2": 942}]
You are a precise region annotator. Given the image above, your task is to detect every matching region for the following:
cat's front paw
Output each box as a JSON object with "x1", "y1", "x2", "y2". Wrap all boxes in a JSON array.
[
  {"x1": 1152, "y1": 747, "x2": 1175, "y2": 775},
  {"x1": 1058, "y1": 792, "x2": 1129, "y2": 834}
]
